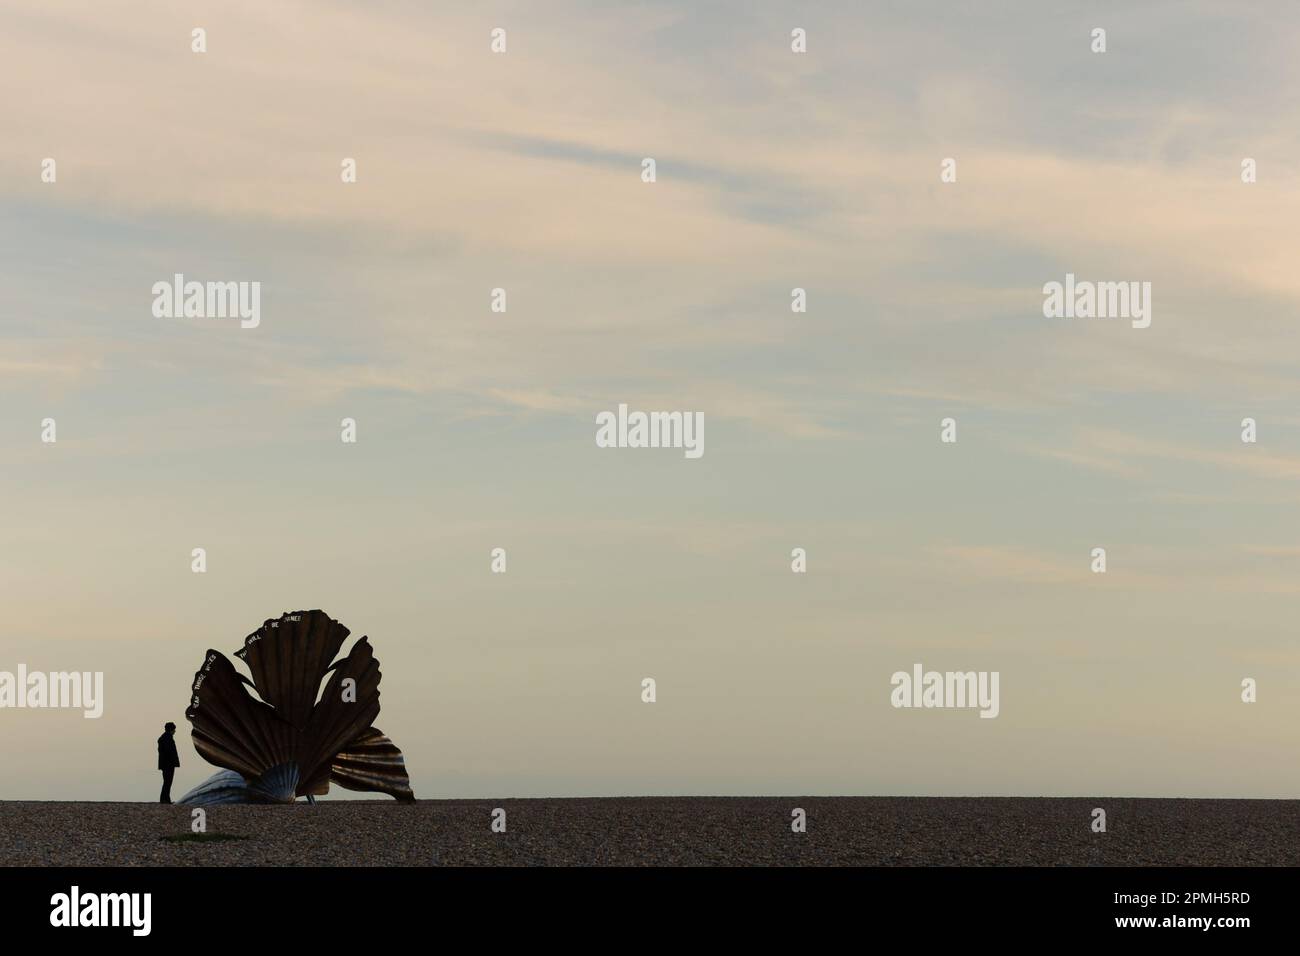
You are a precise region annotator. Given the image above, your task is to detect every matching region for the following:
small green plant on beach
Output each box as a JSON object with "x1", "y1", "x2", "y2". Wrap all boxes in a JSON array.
[{"x1": 160, "y1": 833, "x2": 248, "y2": 844}]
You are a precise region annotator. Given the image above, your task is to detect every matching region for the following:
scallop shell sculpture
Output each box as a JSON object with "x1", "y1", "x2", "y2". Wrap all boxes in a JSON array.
[{"x1": 178, "y1": 610, "x2": 415, "y2": 805}]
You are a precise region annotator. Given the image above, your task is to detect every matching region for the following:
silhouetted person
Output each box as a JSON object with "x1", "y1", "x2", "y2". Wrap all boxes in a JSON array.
[{"x1": 157, "y1": 722, "x2": 180, "y2": 804}]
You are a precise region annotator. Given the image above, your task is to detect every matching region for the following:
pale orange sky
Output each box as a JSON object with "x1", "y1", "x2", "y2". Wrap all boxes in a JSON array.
[{"x1": 2, "y1": 1, "x2": 1299, "y2": 800}]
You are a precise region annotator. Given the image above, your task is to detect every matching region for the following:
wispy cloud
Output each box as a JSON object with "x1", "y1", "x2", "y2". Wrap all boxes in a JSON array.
[{"x1": 1032, "y1": 427, "x2": 1300, "y2": 483}]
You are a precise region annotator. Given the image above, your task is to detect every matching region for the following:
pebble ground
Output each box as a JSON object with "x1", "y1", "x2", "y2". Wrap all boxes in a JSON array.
[{"x1": 1, "y1": 797, "x2": 1294, "y2": 866}]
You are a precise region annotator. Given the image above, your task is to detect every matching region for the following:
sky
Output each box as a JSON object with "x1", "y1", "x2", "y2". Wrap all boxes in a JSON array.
[{"x1": 2, "y1": 0, "x2": 1299, "y2": 800}]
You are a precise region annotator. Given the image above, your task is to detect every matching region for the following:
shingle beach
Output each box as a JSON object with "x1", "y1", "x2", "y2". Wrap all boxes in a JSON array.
[{"x1": 2, "y1": 797, "x2": 1294, "y2": 866}]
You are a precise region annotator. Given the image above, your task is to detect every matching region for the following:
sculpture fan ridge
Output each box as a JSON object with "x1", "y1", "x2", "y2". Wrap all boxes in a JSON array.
[{"x1": 179, "y1": 609, "x2": 415, "y2": 805}]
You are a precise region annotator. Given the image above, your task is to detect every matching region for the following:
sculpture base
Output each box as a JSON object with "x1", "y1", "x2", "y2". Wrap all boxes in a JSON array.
[{"x1": 177, "y1": 765, "x2": 302, "y2": 805}]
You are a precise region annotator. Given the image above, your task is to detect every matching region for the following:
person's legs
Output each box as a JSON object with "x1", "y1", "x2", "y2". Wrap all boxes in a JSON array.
[{"x1": 160, "y1": 767, "x2": 174, "y2": 804}]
